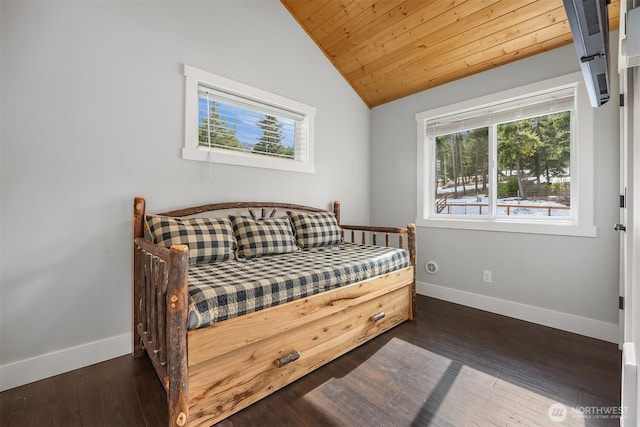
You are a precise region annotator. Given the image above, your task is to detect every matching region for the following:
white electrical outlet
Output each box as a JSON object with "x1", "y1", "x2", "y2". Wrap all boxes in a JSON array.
[
  {"x1": 425, "y1": 261, "x2": 438, "y2": 274},
  {"x1": 483, "y1": 270, "x2": 492, "y2": 283}
]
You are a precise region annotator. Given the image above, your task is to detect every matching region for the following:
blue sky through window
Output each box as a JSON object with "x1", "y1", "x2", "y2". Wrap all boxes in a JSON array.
[{"x1": 198, "y1": 96, "x2": 295, "y2": 149}]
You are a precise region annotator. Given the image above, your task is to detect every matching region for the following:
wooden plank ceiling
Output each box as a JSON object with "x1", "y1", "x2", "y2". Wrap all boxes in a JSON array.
[{"x1": 281, "y1": 0, "x2": 620, "y2": 108}]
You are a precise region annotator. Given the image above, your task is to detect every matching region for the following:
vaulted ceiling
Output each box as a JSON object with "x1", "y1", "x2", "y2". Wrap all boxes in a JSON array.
[{"x1": 281, "y1": 0, "x2": 620, "y2": 108}]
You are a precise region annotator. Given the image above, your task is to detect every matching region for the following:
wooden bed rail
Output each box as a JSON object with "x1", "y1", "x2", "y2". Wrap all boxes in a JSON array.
[
  {"x1": 158, "y1": 201, "x2": 326, "y2": 218},
  {"x1": 340, "y1": 224, "x2": 409, "y2": 247},
  {"x1": 333, "y1": 200, "x2": 416, "y2": 317},
  {"x1": 338, "y1": 222, "x2": 417, "y2": 319}
]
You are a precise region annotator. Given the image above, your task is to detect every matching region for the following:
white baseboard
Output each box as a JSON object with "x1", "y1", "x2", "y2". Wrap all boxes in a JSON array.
[
  {"x1": 0, "y1": 332, "x2": 131, "y2": 392},
  {"x1": 621, "y1": 342, "x2": 638, "y2": 427},
  {"x1": 417, "y1": 281, "x2": 619, "y2": 343}
]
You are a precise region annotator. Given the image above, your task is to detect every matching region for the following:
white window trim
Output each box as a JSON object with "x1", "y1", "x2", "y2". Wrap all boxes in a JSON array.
[
  {"x1": 183, "y1": 64, "x2": 316, "y2": 174},
  {"x1": 416, "y1": 72, "x2": 597, "y2": 237}
]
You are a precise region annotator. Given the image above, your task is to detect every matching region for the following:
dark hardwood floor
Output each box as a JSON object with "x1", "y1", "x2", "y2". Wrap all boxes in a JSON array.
[{"x1": 1, "y1": 296, "x2": 622, "y2": 426}]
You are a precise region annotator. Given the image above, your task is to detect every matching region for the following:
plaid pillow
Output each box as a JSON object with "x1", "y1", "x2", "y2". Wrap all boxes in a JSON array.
[
  {"x1": 287, "y1": 211, "x2": 342, "y2": 249},
  {"x1": 146, "y1": 215, "x2": 236, "y2": 265},
  {"x1": 230, "y1": 216, "x2": 298, "y2": 259}
]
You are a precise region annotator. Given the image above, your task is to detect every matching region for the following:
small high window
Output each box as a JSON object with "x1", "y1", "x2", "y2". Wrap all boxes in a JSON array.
[{"x1": 183, "y1": 65, "x2": 316, "y2": 173}]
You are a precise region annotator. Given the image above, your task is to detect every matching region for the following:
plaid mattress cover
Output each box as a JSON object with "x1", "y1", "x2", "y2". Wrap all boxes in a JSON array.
[{"x1": 187, "y1": 242, "x2": 410, "y2": 329}]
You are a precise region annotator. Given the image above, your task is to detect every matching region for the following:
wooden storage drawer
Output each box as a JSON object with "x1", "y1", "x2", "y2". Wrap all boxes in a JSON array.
[
  {"x1": 187, "y1": 267, "x2": 414, "y2": 365},
  {"x1": 187, "y1": 282, "x2": 412, "y2": 427}
]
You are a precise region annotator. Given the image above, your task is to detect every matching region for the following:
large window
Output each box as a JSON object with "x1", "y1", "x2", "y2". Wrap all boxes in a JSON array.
[
  {"x1": 183, "y1": 65, "x2": 316, "y2": 173},
  {"x1": 416, "y1": 73, "x2": 596, "y2": 236}
]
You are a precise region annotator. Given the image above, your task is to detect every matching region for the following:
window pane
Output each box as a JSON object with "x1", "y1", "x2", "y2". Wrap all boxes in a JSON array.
[
  {"x1": 434, "y1": 128, "x2": 489, "y2": 216},
  {"x1": 496, "y1": 111, "x2": 571, "y2": 217},
  {"x1": 198, "y1": 97, "x2": 297, "y2": 160}
]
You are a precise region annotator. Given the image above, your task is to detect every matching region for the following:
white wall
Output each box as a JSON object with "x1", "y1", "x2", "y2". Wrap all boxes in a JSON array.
[
  {"x1": 0, "y1": 0, "x2": 370, "y2": 390},
  {"x1": 371, "y1": 38, "x2": 621, "y2": 341}
]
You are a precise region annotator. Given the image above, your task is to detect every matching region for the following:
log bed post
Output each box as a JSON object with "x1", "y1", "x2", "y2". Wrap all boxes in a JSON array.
[
  {"x1": 407, "y1": 224, "x2": 417, "y2": 320},
  {"x1": 333, "y1": 200, "x2": 341, "y2": 224},
  {"x1": 166, "y1": 244, "x2": 189, "y2": 427},
  {"x1": 133, "y1": 197, "x2": 146, "y2": 357}
]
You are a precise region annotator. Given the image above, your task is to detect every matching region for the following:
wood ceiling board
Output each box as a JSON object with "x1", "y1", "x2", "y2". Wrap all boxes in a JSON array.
[
  {"x1": 343, "y1": 0, "x2": 546, "y2": 83},
  {"x1": 312, "y1": 1, "x2": 381, "y2": 35},
  {"x1": 304, "y1": 2, "x2": 349, "y2": 33},
  {"x1": 335, "y1": 0, "x2": 503, "y2": 74},
  {"x1": 358, "y1": 17, "x2": 573, "y2": 99},
  {"x1": 363, "y1": 32, "x2": 576, "y2": 106},
  {"x1": 363, "y1": 24, "x2": 582, "y2": 106},
  {"x1": 282, "y1": 0, "x2": 621, "y2": 108},
  {"x1": 317, "y1": 1, "x2": 406, "y2": 48},
  {"x1": 322, "y1": 0, "x2": 442, "y2": 59},
  {"x1": 284, "y1": 0, "x2": 329, "y2": 15},
  {"x1": 357, "y1": 17, "x2": 578, "y2": 105}
]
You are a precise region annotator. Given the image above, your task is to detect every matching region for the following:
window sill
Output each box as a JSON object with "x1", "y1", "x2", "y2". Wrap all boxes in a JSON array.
[
  {"x1": 182, "y1": 147, "x2": 315, "y2": 174},
  {"x1": 415, "y1": 217, "x2": 597, "y2": 237}
]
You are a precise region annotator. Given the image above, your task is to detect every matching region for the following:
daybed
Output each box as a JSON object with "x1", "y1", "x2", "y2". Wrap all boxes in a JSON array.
[{"x1": 132, "y1": 197, "x2": 416, "y2": 427}]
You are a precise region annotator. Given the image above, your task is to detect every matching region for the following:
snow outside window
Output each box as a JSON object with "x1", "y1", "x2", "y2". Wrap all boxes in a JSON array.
[
  {"x1": 416, "y1": 73, "x2": 596, "y2": 237},
  {"x1": 183, "y1": 65, "x2": 316, "y2": 174}
]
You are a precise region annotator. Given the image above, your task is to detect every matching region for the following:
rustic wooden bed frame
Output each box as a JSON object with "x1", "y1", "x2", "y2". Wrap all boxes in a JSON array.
[{"x1": 132, "y1": 197, "x2": 416, "y2": 427}]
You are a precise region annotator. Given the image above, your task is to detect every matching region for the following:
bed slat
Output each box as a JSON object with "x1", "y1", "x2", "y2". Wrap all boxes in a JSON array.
[
  {"x1": 133, "y1": 246, "x2": 145, "y2": 357},
  {"x1": 158, "y1": 261, "x2": 167, "y2": 366},
  {"x1": 144, "y1": 253, "x2": 153, "y2": 341},
  {"x1": 151, "y1": 257, "x2": 160, "y2": 352}
]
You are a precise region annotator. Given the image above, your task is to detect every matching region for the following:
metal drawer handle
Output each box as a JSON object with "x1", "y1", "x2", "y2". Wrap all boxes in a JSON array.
[
  {"x1": 275, "y1": 350, "x2": 300, "y2": 368},
  {"x1": 371, "y1": 311, "x2": 385, "y2": 322}
]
